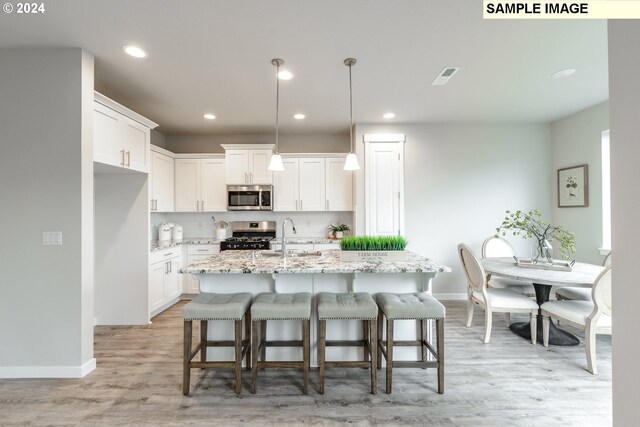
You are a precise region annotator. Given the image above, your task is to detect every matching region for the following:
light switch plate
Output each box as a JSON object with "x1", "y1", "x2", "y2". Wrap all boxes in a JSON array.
[{"x1": 43, "y1": 231, "x2": 63, "y2": 245}]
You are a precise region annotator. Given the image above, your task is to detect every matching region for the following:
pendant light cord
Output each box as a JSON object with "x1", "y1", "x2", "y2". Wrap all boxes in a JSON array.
[
  {"x1": 275, "y1": 61, "x2": 280, "y2": 155},
  {"x1": 348, "y1": 61, "x2": 353, "y2": 153}
]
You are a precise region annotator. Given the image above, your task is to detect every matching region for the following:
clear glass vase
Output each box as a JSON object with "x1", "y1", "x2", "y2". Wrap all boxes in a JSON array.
[{"x1": 531, "y1": 239, "x2": 553, "y2": 264}]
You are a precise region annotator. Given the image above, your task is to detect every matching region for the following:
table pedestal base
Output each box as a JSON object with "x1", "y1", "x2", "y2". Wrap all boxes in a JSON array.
[{"x1": 509, "y1": 318, "x2": 579, "y2": 346}]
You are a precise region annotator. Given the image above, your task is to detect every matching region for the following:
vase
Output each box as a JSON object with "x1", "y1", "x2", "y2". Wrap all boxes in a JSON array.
[{"x1": 531, "y1": 239, "x2": 553, "y2": 264}]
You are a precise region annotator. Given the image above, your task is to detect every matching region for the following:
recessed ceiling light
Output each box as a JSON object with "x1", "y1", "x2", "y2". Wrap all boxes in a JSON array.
[
  {"x1": 203, "y1": 114, "x2": 216, "y2": 120},
  {"x1": 122, "y1": 45, "x2": 147, "y2": 58},
  {"x1": 294, "y1": 113, "x2": 305, "y2": 120},
  {"x1": 383, "y1": 113, "x2": 396, "y2": 119},
  {"x1": 278, "y1": 70, "x2": 294, "y2": 80},
  {"x1": 552, "y1": 68, "x2": 576, "y2": 79}
]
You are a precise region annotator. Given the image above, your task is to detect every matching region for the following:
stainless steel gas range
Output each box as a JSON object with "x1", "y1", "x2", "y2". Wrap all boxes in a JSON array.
[{"x1": 219, "y1": 221, "x2": 276, "y2": 251}]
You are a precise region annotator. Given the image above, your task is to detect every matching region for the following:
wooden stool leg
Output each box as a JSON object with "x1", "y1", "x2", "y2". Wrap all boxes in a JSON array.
[
  {"x1": 437, "y1": 319, "x2": 445, "y2": 394},
  {"x1": 421, "y1": 319, "x2": 427, "y2": 363},
  {"x1": 183, "y1": 320, "x2": 193, "y2": 396},
  {"x1": 377, "y1": 308, "x2": 383, "y2": 369},
  {"x1": 319, "y1": 319, "x2": 326, "y2": 394},
  {"x1": 303, "y1": 319, "x2": 310, "y2": 395},
  {"x1": 260, "y1": 320, "x2": 267, "y2": 369},
  {"x1": 200, "y1": 320, "x2": 208, "y2": 369},
  {"x1": 234, "y1": 320, "x2": 242, "y2": 395},
  {"x1": 370, "y1": 318, "x2": 378, "y2": 395},
  {"x1": 363, "y1": 320, "x2": 369, "y2": 363},
  {"x1": 386, "y1": 319, "x2": 394, "y2": 394},
  {"x1": 244, "y1": 310, "x2": 251, "y2": 370},
  {"x1": 251, "y1": 320, "x2": 260, "y2": 394}
]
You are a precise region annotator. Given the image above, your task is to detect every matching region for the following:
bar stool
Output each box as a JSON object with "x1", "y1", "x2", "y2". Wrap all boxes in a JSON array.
[
  {"x1": 182, "y1": 292, "x2": 252, "y2": 395},
  {"x1": 376, "y1": 292, "x2": 445, "y2": 394},
  {"x1": 317, "y1": 292, "x2": 378, "y2": 394},
  {"x1": 250, "y1": 292, "x2": 312, "y2": 394}
]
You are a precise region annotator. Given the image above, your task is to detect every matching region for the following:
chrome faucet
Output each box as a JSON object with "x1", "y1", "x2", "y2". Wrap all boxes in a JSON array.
[{"x1": 281, "y1": 218, "x2": 297, "y2": 260}]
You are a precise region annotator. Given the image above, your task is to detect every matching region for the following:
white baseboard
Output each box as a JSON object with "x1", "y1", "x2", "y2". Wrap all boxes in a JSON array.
[
  {"x1": 0, "y1": 358, "x2": 96, "y2": 379},
  {"x1": 433, "y1": 293, "x2": 467, "y2": 301}
]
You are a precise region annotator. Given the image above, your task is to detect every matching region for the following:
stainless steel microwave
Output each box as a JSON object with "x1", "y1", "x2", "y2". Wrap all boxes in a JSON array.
[{"x1": 227, "y1": 185, "x2": 273, "y2": 211}]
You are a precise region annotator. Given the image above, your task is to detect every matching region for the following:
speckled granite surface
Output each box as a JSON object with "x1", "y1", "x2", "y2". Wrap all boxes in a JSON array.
[
  {"x1": 179, "y1": 249, "x2": 450, "y2": 274},
  {"x1": 270, "y1": 237, "x2": 340, "y2": 245},
  {"x1": 150, "y1": 238, "x2": 222, "y2": 252}
]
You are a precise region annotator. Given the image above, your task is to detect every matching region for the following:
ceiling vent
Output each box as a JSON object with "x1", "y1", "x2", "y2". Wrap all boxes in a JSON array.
[{"x1": 432, "y1": 67, "x2": 460, "y2": 86}]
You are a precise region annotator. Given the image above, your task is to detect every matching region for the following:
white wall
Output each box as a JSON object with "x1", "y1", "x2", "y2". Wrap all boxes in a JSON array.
[
  {"x1": 551, "y1": 101, "x2": 609, "y2": 265},
  {"x1": 0, "y1": 49, "x2": 95, "y2": 377},
  {"x1": 354, "y1": 123, "x2": 551, "y2": 298},
  {"x1": 608, "y1": 21, "x2": 640, "y2": 426}
]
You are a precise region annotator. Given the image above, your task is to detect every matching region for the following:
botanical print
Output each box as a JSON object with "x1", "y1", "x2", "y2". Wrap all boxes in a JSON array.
[{"x1": 558, "y1": 165, "x2": 588, "y2": 207}]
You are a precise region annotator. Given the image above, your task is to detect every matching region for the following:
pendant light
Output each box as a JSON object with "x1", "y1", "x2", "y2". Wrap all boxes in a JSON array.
[
  {"x1": 268, "y1": 58, "x2": 285, "y2": 171},
  {"x1": 343, "y1": 58, "x2": 360, "y2": 171}
]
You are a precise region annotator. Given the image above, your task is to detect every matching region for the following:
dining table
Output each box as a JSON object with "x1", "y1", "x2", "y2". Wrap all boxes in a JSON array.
[{"x1": 481, "y1": 257, "x2": 605, "y2": 346}]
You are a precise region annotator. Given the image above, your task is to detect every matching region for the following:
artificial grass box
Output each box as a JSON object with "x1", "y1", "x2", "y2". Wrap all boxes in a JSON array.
[{"x1": 339, "y1": 236, "x2": 407, "y2": 262}]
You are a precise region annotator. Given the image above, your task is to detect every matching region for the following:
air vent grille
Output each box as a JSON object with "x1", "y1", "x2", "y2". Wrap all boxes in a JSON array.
[{"x1": 432, "y1": 67, "x2": 460, "y2": 86}]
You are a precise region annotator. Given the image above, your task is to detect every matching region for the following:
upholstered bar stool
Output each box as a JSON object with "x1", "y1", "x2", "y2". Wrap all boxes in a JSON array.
[
  {"x1": 376, "y1": 292, "x2": 445, "y2": 394},
  {"x1": 317, "y1": 292, "x2": 378, "y2": 394},
  {"x1": 182, "y1": 292, "x2": 252, "y2": 395},
  {"x1": 250, "y1": 292, "x2": 312, "y2": 394}
]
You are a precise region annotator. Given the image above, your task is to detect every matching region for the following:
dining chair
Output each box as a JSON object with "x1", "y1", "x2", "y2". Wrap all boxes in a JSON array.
[
  {"x1": 481, "y1": 236, "x2": 535, "y2": 298},
  {"x1": 555, "y1": 253, "x2": 611, "y2": 301},
  {"x1": 541, "y1": 266, "x2": 612, "y2": 374},
  {"x1": 458, "y1": 243, "x2": 539, "y2": 344}
]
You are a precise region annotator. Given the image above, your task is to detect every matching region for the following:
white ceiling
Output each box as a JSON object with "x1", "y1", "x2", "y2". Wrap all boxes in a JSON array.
[{"x1": 0, "y1": 0, "x2": 609, "y2": 135}]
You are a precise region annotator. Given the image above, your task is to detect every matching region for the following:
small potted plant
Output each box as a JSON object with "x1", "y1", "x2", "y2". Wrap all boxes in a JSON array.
[{"x1": 328, "y1": 224, "x2": 350, "y2": 239}]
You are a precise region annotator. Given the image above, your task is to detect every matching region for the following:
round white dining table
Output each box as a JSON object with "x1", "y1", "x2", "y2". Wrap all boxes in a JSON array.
[{"x1": 481, "y1": 257, "x2": 605, "y2": 345}]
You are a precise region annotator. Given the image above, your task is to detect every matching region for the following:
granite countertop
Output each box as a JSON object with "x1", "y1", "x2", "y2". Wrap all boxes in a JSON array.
[
  {"x1": 271, "y1": 237, "x2": 341, "y2": 245},
  {"x1": 179, "y1": 249, "x2": 451, "y2": 275},
  {"x1": 150, "y1": 238, "x2": 222, "y2": 252}
]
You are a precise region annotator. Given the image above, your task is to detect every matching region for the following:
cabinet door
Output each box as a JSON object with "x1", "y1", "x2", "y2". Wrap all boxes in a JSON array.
[
  {"x1": 249, "y1": 150, "x2": 273, "y2": 184},
  {"x1": 174, "y1": 159, "x2": 201, "y2": 212},
  {"x1": 151, "y1": 151, "x2": 174, "y2": 212},
  {"x1": 299, "y1": 158, "x2": 326, "y2": 211},
  {"x1": 201, "y1": 158, "x2": 227, "y2": 212},
  {"x1": 164, "y1": 258, "x2": 181, "y2": 301},
  {"x1": 225, "y1": 150, "x2": 250, "y2": 184},
  {"x1": 121, "y1": 116, "x2": 150, "y2": 173},
  {"x1": 274, "y1": 158, "x2": 299, "y2": 211},
  {"x1": 366, "y1": 142, "x2": 403, "y2": 236},
  {"x1": 93, "y1": 102, "x2": 124, "y2": 167},
  {"x1": 149, "y1": 261, "x2": 166, "y2": 313},
  {"x1": 325, "y1": 157, "x2": 353, "y2": 211}
]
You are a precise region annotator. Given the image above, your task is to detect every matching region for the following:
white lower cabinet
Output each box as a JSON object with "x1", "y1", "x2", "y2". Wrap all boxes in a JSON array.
[
  {"x1": 186, "y1": 245, "x2": 220, "y2": 294},
  {"x1": 149, "y1": 248, "x2": 182, "y2": 317}
]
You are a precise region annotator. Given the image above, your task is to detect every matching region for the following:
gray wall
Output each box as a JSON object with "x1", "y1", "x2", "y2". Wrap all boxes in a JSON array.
[
  {"x1": 0, "y1": 49, "x2": 94, "y2": 376},
  {"x1": 551, "y1": 101, "x2": 609, "y2": 265},
  {"x1": 609, "y1": 21, "x2": 640, "y2": 425},
  {"x1": 354, "y1": 123, "x2": 552, "y2": 298},
  {"x1": 164, "y1": 133, "x2": 349, "y2": 153},
  {"x1": 150, "y1": 129, "x2": 168, "y2": 149}
]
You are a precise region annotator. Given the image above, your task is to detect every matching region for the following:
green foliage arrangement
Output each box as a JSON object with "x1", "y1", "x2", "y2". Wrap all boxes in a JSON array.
[
  {"x1": 328, "y1": 224, "x2": 350, "y2": 234},
  {"x1": 496, "y1": 209, "x2": 576, "y2": 261},
  {"x1": 340, "y1": 235, "x2": 408, "y2": 251}
]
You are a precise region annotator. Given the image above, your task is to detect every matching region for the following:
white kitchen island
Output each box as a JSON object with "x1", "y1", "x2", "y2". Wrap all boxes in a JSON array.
[{"x1": 180, "y1": 249, "x2": 450, "y2": 366}]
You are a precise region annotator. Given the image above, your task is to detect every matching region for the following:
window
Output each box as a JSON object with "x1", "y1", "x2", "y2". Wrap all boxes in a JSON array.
[{"x1": 601, "y1": 130, "x2": 611, "y2": 253}]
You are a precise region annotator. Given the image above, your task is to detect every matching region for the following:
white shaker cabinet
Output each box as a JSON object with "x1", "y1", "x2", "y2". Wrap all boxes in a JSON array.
[
  {"x1": 93, "y1": 92, "x2": 157, "y2": 173},
  {"x1": 222, "y1": 145, "x2": 274, "y2": 184},
  {"x1": 175, "y1": 158, "x2": 226, "y2": 212},
  {"x1": 274, "y1": 158, "x2": 299, "y2": 211},
  {"x1": 186, "y1": 245, "x2": 220, "y2": 294},
  {"x1": 299, "y1": 158, "x2": 326, "y2": 211},
  {"x1": 149, "y1": 248, "x2": 182, "y2": 316},
  {"x1": 325, "y1": 157, "x2": 353, "y2": 211},
  {"x1": 150, "y1": 150, "x2": 174, "y2": 212}
]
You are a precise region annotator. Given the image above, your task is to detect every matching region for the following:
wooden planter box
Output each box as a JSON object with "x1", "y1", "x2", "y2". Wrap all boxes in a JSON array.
[{"x1": 340, "y1": 250, "x2": 407, "y2": 262}]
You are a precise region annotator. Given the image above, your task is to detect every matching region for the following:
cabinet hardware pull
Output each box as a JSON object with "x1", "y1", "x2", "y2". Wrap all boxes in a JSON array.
[
  {"x1": 296, "y1": 200, "x2": 298, "y2": 210},
  {"x1": 120, "y1": 149, "x2": 125, "y2": 166},
  {"x1": 250, "y1": 172, "x2": 253, "y2": 183},
  {"x1": 301, "y1": 200, "x2": 303, "y2": 210},
  {"x1": 169, "y1": 262, "x2": 172, "y2": 273},
  {"x1": 126, "y1": 151, "x2": 131, "y2": 167},
  {"x1": 201, "y1": 200, "x2": 204, "y2": 211},
  {"x1": 164, "y1": 253, "x2": 173, "y2": 256},
  {"x1": 155, "y1": 199, "x2": 158, "y2": 211},
  {"x1": 245, "y1": 172, "x2": 248, "y2": 183},
  {"x1": 197, "y1": 249, "x2": 208, "y2": 252}
]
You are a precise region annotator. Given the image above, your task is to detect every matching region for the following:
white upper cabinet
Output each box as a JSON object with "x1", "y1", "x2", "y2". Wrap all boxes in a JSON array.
[
  {"x1": 274, "y1": 158, "x2": 299, "y2": 211},
  {"x1": 325, "y1": 157, "x2": 353, "y2": 211},
  {"x1": 93, "y1": 92, "x2": 157, "y2": 173},
  {"x1": 150, "y1": 150, "x2": 174, "y2": 212},
  {"x1": 222, "y1": 145, "x2": 274, "y2": 184},
  {"x1": 299, "y1": 158, "x2": 326, "y2": 211},
  {"x1": 175, "y1": 158, "x2": 226, "y2": 212}
]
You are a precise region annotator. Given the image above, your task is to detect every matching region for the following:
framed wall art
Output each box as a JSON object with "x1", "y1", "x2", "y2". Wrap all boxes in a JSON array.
[{"x1": 558, "y1": 164, "x2": 588, "y2": 208}]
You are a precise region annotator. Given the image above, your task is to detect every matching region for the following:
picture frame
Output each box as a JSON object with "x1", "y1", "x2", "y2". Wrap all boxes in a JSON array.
[{"x1": 558, "y1": 164, "x2": 588, "y2": 208}]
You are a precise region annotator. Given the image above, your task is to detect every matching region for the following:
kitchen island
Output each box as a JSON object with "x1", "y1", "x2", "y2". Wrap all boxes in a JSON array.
[{"x1": 180, "y1": 249, "x2": 450, "y2": 365}]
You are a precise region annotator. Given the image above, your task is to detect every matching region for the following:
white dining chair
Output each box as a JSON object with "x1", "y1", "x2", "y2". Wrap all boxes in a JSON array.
[
  {"x1": 458, "y1": 243, "x2": 539, "y2": 344},
  {"x1": 555, "y1": 253, "x2": 611, "y2": 301},
  {"x1": 481, "y1": 236, "x2": 535, "y2": 297},
  {"x1": 541, "y1": 266, "x2": 612, "y2": 374}
]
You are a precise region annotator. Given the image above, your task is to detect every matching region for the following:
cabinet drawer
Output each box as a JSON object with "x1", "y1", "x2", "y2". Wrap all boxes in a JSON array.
[
  {"x1": 187, "y1": 245, "x2": 220, "y2": 255},
  {"x1": 150, "y1": 248, "x2": 182, "y2": 265}
]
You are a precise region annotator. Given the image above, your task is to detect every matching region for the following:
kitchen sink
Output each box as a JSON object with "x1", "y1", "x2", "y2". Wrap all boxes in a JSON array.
[{"x1": 256, "y1": 250, "x2": 322, "y2": 258}]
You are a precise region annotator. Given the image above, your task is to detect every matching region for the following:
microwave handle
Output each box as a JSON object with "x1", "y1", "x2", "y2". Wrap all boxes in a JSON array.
[{"x1": 258, "y1": 188, "x2": 263, "y2": 207}]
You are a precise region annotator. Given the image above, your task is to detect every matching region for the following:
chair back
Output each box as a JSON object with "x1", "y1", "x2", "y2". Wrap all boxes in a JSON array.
[
  {"x1": 603, "y1": 252, "x2": 612, "y2": 267},
  {"x1": 592, "y1": 266, "x2": 612, "y2": 317},
  {"x1": 481, "y1": 236, "x2": 516, "y2": 258},
  {"x1": 458, "y1": 243, "x2": 487, "y2": 293}
]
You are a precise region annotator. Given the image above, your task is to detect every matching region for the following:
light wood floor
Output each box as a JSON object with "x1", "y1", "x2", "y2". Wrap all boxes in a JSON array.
[{"x1": 0, "y1": 301, "x2": 611, "y2": 426}]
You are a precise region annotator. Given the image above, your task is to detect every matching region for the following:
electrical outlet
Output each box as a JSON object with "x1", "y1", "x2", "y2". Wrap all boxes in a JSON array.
[{"x1": 42, "y1": 231, "x2": 63, "y2": 245}]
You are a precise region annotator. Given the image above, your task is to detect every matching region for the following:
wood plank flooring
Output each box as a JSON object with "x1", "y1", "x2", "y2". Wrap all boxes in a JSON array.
[{"x1": 0, "y1": 301, "x2": 611, "y2": 426}]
